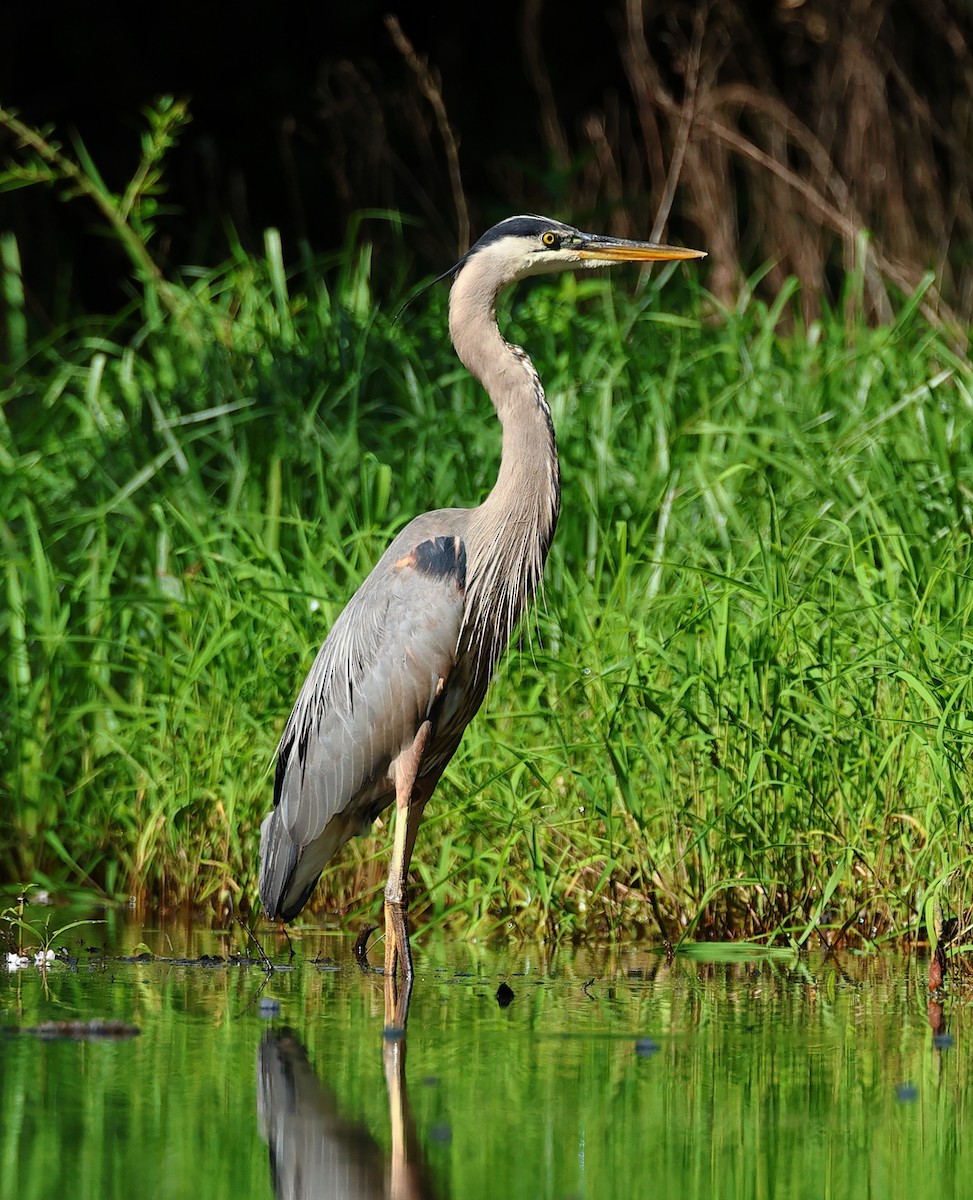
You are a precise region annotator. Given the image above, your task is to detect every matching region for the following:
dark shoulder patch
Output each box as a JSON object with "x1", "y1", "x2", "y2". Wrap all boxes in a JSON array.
[{"x1": 411, "y1": 536, "x2": 467, "y2": 588}]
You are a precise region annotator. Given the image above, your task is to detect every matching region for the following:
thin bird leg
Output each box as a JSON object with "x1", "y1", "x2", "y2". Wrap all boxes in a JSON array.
[
  {"x1": 384, "y1": 768, "x2": 442, "y2": 1036},
  {"x1": 384, "y1": 720, "x2": 433, "y2": 994}
]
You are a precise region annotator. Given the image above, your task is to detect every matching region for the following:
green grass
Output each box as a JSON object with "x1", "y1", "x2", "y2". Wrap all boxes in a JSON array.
[{"x1": 2, "y1": 224, "x2": 972, "y2": 947}]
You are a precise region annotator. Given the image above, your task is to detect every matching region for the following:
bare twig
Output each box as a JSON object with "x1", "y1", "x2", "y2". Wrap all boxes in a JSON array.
[
  {"x1": 650, "y1": 3, "x2": 706, "y2": 243},
  {"x1": 522, "y1": 0, "x2": 571, "y2": 172},
  {"x1": 236, "y1": 916, "x2": 276, "y2": 974},
  {"x1": 385, "y1": 15, "x2": 471, "y2": 255}
]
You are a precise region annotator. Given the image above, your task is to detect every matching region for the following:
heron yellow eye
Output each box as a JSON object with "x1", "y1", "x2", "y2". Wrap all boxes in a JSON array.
[{"x1": 541, "y1": 231, "x2": 560, "y2": 248}]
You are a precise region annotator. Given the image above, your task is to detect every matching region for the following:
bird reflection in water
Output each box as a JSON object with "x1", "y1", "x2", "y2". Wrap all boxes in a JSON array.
[{"x1": 257, "y1": 1027, "x2": 440, "y2": 1200}]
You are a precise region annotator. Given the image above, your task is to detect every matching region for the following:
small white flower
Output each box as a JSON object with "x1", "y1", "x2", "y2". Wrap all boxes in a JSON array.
[
  {"x1": 6, "y1": 952, "x2": 29, "y2": 971},
  {"x1": 34, "y1": 949, "x2": 56, "y2": 966}
]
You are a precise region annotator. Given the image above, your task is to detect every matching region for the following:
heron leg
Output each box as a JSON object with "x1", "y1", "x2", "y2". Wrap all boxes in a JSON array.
[{"x1": 383, "y1": 720, "x2": 434, "y2": 1017}]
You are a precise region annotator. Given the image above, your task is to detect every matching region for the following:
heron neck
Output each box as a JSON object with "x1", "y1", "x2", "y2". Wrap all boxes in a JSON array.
[
  {"x1": 448, "y1": 281, "x2": 561, "y2": 667},
  {"x1": 448, "y1": 289, "x2": 560, "y2": 545}
]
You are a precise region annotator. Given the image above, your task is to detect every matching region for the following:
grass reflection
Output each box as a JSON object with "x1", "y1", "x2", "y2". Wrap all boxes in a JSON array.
[{"x1": 0, "y1": 929, "x2": 968, "y2": 1200}]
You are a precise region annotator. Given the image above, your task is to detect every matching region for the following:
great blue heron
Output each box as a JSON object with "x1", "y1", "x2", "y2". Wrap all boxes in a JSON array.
[{"x1": 259, "y1": 214, "x2": 704, "y2": 996}]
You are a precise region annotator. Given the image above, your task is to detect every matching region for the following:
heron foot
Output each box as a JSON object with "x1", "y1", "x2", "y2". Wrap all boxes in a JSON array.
[{"x1": 383, "y1": 900, "x2": 414, "y2": 1032}]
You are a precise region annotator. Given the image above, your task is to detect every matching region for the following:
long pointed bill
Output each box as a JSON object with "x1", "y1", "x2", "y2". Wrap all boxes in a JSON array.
[{"x1": 576, "y1": 236, "x2": 706, "y2": 264}]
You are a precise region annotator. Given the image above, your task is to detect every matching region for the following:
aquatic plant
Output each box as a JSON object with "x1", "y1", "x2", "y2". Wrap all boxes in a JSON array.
[{"x1": 0, "y1": 888, "x2": 103, "y2": 965}]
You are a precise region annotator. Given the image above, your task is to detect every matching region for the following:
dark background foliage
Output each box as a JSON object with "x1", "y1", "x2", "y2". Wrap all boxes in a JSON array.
[{"x1": 2, "y1": 0, "x2": 972, "y2": 325}]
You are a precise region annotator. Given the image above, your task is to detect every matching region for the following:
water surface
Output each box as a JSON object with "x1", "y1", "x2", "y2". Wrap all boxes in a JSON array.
[{"x1": 0, "y1": 914, "x2": 965, "y2": 1199}]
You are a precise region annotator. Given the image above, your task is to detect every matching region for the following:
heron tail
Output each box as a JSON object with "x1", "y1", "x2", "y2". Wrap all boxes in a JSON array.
[{"x1": 258, "y1": 809, "x2": 319, "y2": 921}]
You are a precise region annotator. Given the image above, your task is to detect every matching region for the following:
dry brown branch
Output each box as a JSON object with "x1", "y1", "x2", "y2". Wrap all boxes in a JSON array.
[
  {"x1": 610, "y1": 0, "x2": 971, "y2": 325},
  {"x1": 301, "y1": 1, "x2": 973, "y2": 327},
  {"x1": 621, "y1": 0, "x2": 674, "y2": 191},
  {"x1": 385, "y1": 14, "x2": 471, "y2": 255},
  {"x1": 522, "y1": 0, "x2": 571, "y2": 172},
  {"x1": 650, "y1": 3, "x2": 706, "y2": 243},
  {"x1": 690, "y1": 104, "x2": 944, "y2": 324}
]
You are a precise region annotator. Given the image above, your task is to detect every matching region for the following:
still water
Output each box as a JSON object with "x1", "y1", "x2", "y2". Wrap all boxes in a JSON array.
[{"x1": 0, "y1": 913, "x2": 966, "y2": 1200}]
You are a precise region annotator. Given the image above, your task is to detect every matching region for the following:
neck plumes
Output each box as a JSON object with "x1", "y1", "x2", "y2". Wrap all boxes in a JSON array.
[{"x1": 449, "y1": 271, "x2": 561, "y2": 672}]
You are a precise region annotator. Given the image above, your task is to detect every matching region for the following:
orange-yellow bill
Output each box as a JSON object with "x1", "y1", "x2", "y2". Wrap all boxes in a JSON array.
[{"x1": 576, "y1": 237, "x2": 706, "y2": 263}]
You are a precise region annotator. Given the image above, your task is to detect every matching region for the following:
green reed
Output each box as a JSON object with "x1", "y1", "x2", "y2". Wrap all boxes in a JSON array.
[{"x1": 2, "y1": 222, "x2": 971, "y2": 945}]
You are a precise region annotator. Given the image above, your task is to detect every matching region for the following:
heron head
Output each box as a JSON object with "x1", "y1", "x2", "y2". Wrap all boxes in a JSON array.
[{"x1": 450, "y1": 214, "x2": 705, "y2": 288}]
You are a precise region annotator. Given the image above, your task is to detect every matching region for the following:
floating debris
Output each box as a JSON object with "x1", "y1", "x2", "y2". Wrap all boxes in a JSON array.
[
  {"x1": 24, "y1": 1020, "x2": 140, "y2": 1040},
  {"x1": 258, "y1": 998, "x2": 281, "y2": 1019},
  {"x1": 496, "y1": 982, "x2": 515, "y2": 1008},
  {"x1": 635, "y1": 1037, "x2": 659, "y2": 1059},
  {"x1": 895, "y1": 1082, "x2": 918, "y2": 1103},
  {"x1": 311, "y1": 956, "x2": 339, "y2": 970}
]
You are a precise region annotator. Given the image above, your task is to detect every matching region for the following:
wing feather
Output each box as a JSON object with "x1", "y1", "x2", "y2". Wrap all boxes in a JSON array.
[{"x1": 259, "y1": 526, "x2": 468, "y2": 918}]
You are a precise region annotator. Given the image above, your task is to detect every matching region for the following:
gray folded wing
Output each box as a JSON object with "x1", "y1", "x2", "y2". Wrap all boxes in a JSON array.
[{"x1": 259, "y1": 530, "x2": 467, "y2": 918}]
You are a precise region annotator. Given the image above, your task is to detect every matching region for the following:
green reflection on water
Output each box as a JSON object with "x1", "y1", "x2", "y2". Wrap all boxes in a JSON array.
[{"x1": 0, "y1": 922, "x2": 966, "y2": 1200}]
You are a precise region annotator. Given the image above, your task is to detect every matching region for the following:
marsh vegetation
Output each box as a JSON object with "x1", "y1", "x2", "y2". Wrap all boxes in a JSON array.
[{"x1": 2, "y1": 99, "x2": 972, "y2": 949}]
